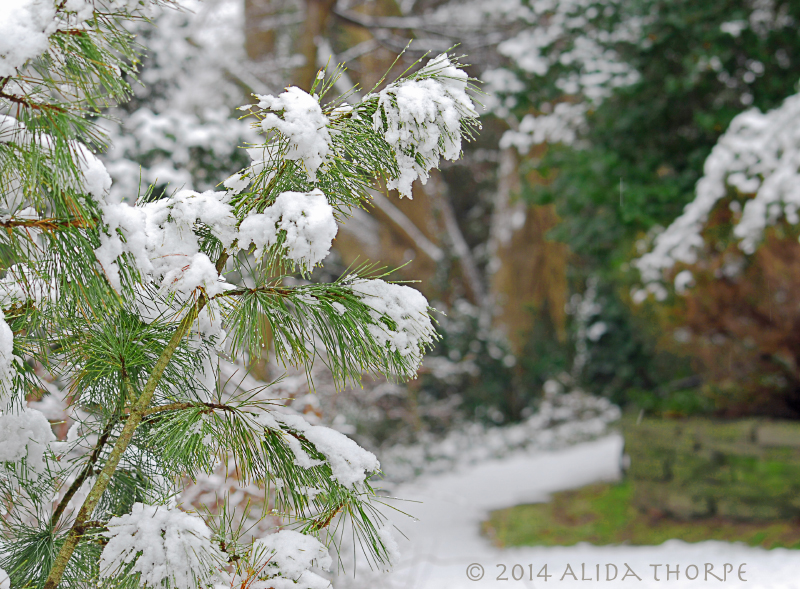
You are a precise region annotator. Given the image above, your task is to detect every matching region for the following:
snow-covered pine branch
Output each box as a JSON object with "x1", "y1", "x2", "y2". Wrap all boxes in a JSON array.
[
  {"x1": 0, "y1": 2, "x2": 478, "y2": 587},
  {"x1": 369, "y1": 53, "x2": 480, "y2": 197},
  {"x1": 99, "y1": 503, "x2": 224, "y2": 589}
]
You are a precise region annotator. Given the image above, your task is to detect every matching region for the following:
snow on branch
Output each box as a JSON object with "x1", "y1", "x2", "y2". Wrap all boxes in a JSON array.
[
  {"x1": 96, "y1": 190, "x2": 237, "y2": 297},
  {"x1": 255, "y1": 88, "x2": 332, "y2": 182},
  {"x1": 238, "y1": 189, "x2": 338, "y2": 272},
  {"x1": 99, "y1": 503, "x2": 224, "y2": 589},
  {"x1": 350, "y1": 278, "x2": 437, "y2": 375},
  {"x1": 249, "y1": 529, "x2": 333, "y2": 589},
  {"x1": 97, "y1": 186, "x2": 339, "y2": 296},
  {"x1": 0, "y1": 0, "x2": 157, "y2": 78},
  {"x1": 371, "y1": 53, "x2": 479, "y2": 198},
  {"x1": 276, "y1": 413, "x2": 380, "y2": 488},
  {"x1": 636, "y1": 90, "x2": 800, "y2": 292},
  {"x1": 0, "y1": 408, "x2": 55, "y2": 475}
]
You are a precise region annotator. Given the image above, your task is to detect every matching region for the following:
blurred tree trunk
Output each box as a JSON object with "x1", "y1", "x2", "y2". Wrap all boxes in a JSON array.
[
  {"x1": 244, "y1": 0, "x2": 277, "y2": 60},
  {"x1": 486, "y1": 148, "x2": 568, "y2": 352},
  {"x1": 295, "y1": 0, "x2": 338, "y2": 89}
]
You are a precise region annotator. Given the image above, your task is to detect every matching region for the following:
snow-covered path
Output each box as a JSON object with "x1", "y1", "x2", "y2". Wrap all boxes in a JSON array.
[{"x1": 333, "y1": 435, "x2": 800, "y2": 589}]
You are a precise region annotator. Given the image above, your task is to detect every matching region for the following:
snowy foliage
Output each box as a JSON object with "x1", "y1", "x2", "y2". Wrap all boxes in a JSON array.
[
  {"x1": 0, "y1": 408, "x2": 55, "y2": 475},
  {"x1": 277, "y1": 413, "x2": 380, "y2": 488},
  {"x1": 495, "y1": 0, "x2": 642, "y2": 101},
  {"x1": 351, "y1": 279, "x2": 437, "y2": 374},
  {"x1": 0, "y1": 115, "x2": 112, "y2": 202},
  {"x1": 96, "y1": 189, "x2": 237, "y2": 296},
  {"x1": 100, "y1": 503, "x2": 224, "y2": 589},
  {"x1": 636, "y1": 89, "x2": 800, "y2": 291},
  {"x1": 475, "y1": 0, "x2": 644, "y2": 152},
  {"x1": 256, "y1": 88, "x2": 332, "y2": 182},
  {"x1": 0, "y1": 317, "x2": 16, "y2": 404},
  {"x1": 0, "y1": 0, "x2": 155, "y2": 77},
  {"x1": 500, "y1": 103, "x2": 589, "y2": 151},
  {"x1": 250, "y1": 530, "x2": 332, "y2": 589},
  {"x1": 0, "y1": 2, "x2": 480, "y2": 585},
  {"x1": 100, "y1": 0, "x2": 256, "y2": 203},
  {"x1": 239, "y1": 189, "x2": 338, "y2": 271},
  {"x1": 97, "y1": 185, "x2": 339, "y2": 297},
  {"x1": 372, "y1": 54, "x2": 478, "y2": 198}
]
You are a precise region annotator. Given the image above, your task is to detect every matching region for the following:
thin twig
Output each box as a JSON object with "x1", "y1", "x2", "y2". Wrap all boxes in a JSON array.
[
  {"x1": 0, "y1": 91, "x2": 66, "y2": 113},
  {"x1": 1, "y1": 218, "x2": 94, "y2": 232},
  {"x1": 50, "y1": 417, "x2": 117, "y2": 529},
  {"x1": 141, "y1": 401, "x2": 237, "y2": 417}
]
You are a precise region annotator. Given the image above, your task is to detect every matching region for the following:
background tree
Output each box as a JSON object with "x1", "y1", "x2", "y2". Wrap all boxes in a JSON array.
[{"x1": 484, "y1": 0, "x2": 800, "y2": 412}]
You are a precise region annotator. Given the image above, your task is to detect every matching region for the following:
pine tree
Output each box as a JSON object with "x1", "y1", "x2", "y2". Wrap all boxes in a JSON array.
[{"x1": 0, "y1": 1, "x2": 479, "y2": 588}]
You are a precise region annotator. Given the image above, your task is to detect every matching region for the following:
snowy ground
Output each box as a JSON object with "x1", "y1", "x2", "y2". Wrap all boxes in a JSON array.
[{"x1": 332, "y1": 435, "x2": 800, "y2": 589}]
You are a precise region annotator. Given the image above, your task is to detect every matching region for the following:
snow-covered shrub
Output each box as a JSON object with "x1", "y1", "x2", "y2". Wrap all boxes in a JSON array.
[
  {"x1": 379, "y1": 384, "x2": 621, "y2": 482},
  {"x1": 636, "y1": 90, "x2": 800, "y2": 290}
]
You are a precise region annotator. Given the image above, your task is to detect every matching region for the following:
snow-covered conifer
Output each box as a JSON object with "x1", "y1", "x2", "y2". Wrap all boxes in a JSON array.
[{"x1": 0, "y1": 1, "x2": 478, "y2": 588}]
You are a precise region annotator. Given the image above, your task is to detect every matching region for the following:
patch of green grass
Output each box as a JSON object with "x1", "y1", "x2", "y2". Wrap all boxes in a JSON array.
[{"x1": 483, "y1": 481, "x2": 800, "y2": 549}]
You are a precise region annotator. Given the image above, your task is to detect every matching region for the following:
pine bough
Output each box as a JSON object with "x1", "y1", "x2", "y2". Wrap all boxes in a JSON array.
[{"x1": 0, "y1": 1, "x2": 479, "y2": 588}]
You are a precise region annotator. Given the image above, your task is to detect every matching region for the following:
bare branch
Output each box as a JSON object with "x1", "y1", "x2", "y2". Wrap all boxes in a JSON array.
[{"x1": 369, "y1": 190, "x2": 445, "y2": 263}]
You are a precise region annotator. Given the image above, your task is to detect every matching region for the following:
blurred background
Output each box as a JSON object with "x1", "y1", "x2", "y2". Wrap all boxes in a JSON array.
[{"x1": 91, "y1": 0, "x2": 800, "y2": 584}]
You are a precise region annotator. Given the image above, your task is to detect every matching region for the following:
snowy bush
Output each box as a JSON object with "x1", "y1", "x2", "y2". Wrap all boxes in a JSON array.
[{"x1": 636, "y1": 89, "x2": 800, "y2": 291}]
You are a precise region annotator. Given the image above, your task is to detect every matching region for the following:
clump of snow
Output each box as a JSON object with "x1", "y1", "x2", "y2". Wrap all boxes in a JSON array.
[
  {"x1": 636, "y1": 90, "x2": 800, "y2": 289},
  {"x1": 277, "y1": 413, "x2": 380, "y2": 488},
  {"x1": 0, "y1": 408, "x2": 55, "y2": 475},
  {"x1": 98, "y1": 186, "x2": 337, "y2": 294},
  {"x1": 256, "y1": 87, "x2": 331, "y2": 181},
  {"x1": 0, "y1": 316, "x2": 17, "y2": 404},
  {"x1": 372, "y1": 53, "x2": 477, "y2": 198},
  {"x1": 0, "y1": 0, "x2": 57, "y2": 77},
  {"x1": 350, "y1": 279, "x2": 436, "y2": 376},
  {"x1": 721, "y1": 19, "x2": 748, "y2": 37},
  {"x1": 100, "y1": 503, "x2": 223, "y2": 589},
  {"x1": 674, "y1": 269, "x2": 695, "y2": 294},
  {"x1": 238, "y1": 189, "x2": 337, "y2": 271},
  {"x1": 252, "y1": 530, "x2": 331, "y2": 589},
  {"x1": 0, "y1": 567, "x2": 9, "y2": 589},
  {"x1": 74, "y1": 143, "x2": 113, "y2": 202},
  {"x1": 586, "y1": 321, "x2": 607, "y2": 342},
  {"x1": 96, "y1": 189, "x2": 237, "y2": 296}
]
